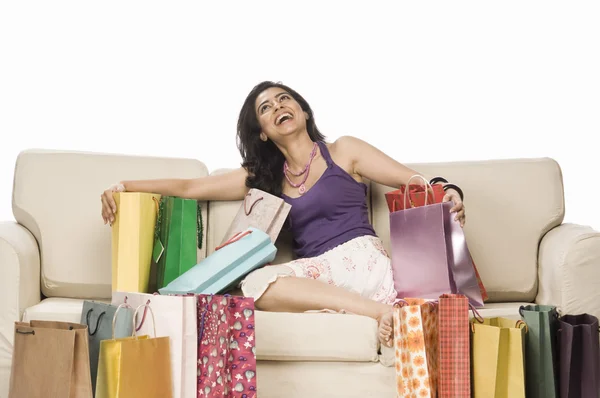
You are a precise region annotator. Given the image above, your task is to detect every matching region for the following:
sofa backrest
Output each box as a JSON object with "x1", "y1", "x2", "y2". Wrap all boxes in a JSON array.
[
  {"x1": 12, "y1": 149, "x2": 209, "y2": 299},
  {"x1": 11, "y1": 149, "x2": 564, "y2": 303},
  {"x1": 207, "y1": 157, "x2": 565, "y2": 303}
]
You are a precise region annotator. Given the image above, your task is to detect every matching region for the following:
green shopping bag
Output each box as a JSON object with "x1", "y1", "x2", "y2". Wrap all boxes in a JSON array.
[
  {"x1": 152, "y1": 196, "x2": 203, "y2": 289},
  {"x1": 519, "y1": 304, "x2": 559, "y2": 398}
]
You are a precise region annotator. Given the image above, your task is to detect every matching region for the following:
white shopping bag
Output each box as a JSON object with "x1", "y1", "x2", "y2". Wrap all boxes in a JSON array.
[{"x1": 112, "y1": 291, "x2": 197, "y2": 398}]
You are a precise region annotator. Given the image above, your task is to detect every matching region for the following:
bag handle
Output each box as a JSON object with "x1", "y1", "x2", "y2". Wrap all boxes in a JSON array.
[
  {"x1": 215, "y1": 230, "x2": 253, "y2": 251},
  {"x1": 132, "y1": 302, "x2": 157, "y2": 339},
  {"x1": 151, "y1": 196, "x2": 160, "y2": 215},
  {"x1": 243, "y1": 191, "x2": 264, "y2": 216},
  {"x1": 124, "y1": 295, "x2": 148, "y2": 332},
  {"x1": 111, "y1": 303, "x2": 133, "y2": 339},
  {"x1": 86, "y1": 308, "x2": 107, "y2": 336},
  {"x1": 403, "y1": 175, "x2": 435, "y2": 209}
]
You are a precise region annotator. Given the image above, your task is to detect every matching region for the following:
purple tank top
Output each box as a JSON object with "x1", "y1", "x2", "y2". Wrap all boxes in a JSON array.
[{"x1": 281, "y1": 141, "x2": 376, "y2": 259}]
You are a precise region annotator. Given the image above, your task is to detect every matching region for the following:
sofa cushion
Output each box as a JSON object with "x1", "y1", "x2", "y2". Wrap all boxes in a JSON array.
[
  {"x1": 12, "y1": 149, "x2": 209, "y2": 299},
  {"x1": 371, "y1": 158, "x2": 564, "y2": 302},
  {"x1": 255, "y1": 311, "x2": 380, "y2": 362}
]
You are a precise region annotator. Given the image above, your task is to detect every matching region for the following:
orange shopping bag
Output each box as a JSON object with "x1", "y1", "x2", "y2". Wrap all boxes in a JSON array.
[{"x1": 393, "y1": 298, "x2": 438, "y2": 398}]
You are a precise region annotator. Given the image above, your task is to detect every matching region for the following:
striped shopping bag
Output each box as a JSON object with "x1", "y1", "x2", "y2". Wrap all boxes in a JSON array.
[{"x1": 438, "y1": 294, "x2": 474, "y2": 397}]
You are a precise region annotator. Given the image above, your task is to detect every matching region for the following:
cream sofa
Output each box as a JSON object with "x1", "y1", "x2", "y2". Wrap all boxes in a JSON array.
[{"x1": 1, "y1": 149, "x2": 599, "y2": 398}]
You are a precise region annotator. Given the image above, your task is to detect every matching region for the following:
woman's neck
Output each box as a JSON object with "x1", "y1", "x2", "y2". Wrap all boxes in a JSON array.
[{"x1": 279, "y1": 134, "x2": 318, "y2": 172}]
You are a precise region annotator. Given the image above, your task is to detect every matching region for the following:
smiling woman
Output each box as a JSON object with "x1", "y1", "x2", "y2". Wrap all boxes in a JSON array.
[{"x1": 99, "y1": 80, "x2": 467, "y2": 347}]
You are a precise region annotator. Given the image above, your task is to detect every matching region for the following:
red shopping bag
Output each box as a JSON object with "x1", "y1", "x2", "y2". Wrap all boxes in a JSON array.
[
  {"x1": 438, "y1": 294, "x2": 479, "y2": 397},
  {"x1": 385, "y1": 178, "x2": 489, "y2": 302},
  {"x1": 385, "y1": 183, "x2": 446, "y2": 212},
  {"x1": 197, "y1": 294, "x2": 257, "y2": 398}
]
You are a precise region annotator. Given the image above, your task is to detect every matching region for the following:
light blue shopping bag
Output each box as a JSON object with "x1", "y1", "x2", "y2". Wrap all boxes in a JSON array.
[{"x1": 158, "y1": 227, "x2": 276, "y2": 295}]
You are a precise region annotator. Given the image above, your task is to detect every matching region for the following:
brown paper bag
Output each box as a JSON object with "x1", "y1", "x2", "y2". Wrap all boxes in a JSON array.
[
  {"x1": 220, "y1": 188, "x2": 291, "y2": 245},
  {"x1": 9, "y1": 321, "x2": 93, "y2": 398}
]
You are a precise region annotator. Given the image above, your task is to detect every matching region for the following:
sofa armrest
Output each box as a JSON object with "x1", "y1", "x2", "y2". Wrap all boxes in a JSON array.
[
  {"x1": 537, "y1": 223, "x2": 600, "y2": 319},
  {"x1": 0, "y1": 222, "x2": 41, "y2": 321}
]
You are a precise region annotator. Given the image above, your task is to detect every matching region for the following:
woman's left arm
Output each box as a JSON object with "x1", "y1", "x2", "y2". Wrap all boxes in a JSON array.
[{"x1": 335, "y1": 136, "x2": 466, "y2": 226}]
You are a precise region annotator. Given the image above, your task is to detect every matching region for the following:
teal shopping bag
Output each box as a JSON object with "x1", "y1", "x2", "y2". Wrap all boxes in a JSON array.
[
  {"x1": 81, "y1": 301, "x2": 134, "y2": 395},
  {"x1": 158, "y1": 227, "x2": 276, "y2": 295},
  {"x1": 519, "y1": 304, "x2": 559, "y2": 398}
]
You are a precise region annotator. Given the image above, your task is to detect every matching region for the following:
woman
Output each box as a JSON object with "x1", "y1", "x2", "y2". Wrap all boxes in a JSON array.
[{"x1": 100, "y1": 81, "x2": 466, "y2": 348}]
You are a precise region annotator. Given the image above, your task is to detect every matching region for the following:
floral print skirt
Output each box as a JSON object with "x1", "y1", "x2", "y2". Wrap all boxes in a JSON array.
[{"x1": 239, "y1": 235, "x2": 397, "y2": 305}]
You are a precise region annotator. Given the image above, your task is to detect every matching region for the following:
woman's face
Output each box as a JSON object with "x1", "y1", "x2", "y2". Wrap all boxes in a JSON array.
[{"x1": 254, "y1": 87, "x2": 308, "y2": 142}]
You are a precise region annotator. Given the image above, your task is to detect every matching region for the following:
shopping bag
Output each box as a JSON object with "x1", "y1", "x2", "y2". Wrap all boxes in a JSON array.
[
  {"x1": 9, "y1": 320, "x2": 93, "y2": 398},
  {"x1": 389, "y1": 176, "x2": 483, "y2": 307},
  {"x1": 95, "y1": 303, "x2": 173, "y2": 398},
  {"x1": 111, "y1": 291, "x2": 197, "y2": 398},
  {"x1": 393, "y1": 298, "x2": 438, "y2": 397},
  {"x1": 111, "y1": 192, "x2": 161, "y2": 293},
  {"x1": 386, "y1": 178, "x2": 489, "y2": 302},
  {"x1": 519, "y1": 304, "x2": 559, "y2": 398},
  {"x1": 153, "y1": 196, "x2": 203, "y2": 289},
  {"x1": 385, "y1": 183, "x2": 446, "y2": 212},
  {"x1": 558, "y1": 313, "x2": 600, "y2": 398},
  {"x1": 470, "y1": 317, "x2": 527, "y2": 398},
  {"x1": 81, "y1": 301, "x2": 134, "y2": 394},
  {"x1": 438, "y1": 294, "x2": 473, "y2": 397},
  {"x1": 197, "y1": 294, "x2": 257, "y2": 398},
  {"x1": 220, "y1": 188, "x2": 291, "y2": 245},
  {"x1": 158, "y1": 227, "x2": 277, "y2": 295}
]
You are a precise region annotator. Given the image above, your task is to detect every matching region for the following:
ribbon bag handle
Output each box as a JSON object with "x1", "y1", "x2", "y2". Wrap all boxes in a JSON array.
[
  {"x1": 132, "y1": 302, "x2": 157, "y2": 339},
  {"x1": 215, "y1": 230, "x2": 253, "y2": 251},
  {"x1": 243, "y1": 191, "x2": 264, "y2": 216}
]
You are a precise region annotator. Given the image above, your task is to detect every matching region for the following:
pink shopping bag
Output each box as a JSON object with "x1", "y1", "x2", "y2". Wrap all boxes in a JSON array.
[
  {"x1": 197, "y1": 294, "x2": 257, "y2": 398},
  {"x1": 388, "y1": 175, "x2": 483, "y2": 307}
]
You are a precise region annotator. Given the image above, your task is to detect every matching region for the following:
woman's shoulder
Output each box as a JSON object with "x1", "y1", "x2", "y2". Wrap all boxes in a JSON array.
[{"x1": 328, "y1": 135, "x2": 371, "y2": 159}]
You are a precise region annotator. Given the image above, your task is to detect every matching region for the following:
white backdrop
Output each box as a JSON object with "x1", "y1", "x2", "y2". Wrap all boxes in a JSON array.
[{"x1": 1, "y1": 1, "x2": 598, "y2": 230}]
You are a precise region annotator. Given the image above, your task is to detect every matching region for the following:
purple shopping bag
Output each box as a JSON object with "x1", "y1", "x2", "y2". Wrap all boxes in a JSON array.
[
  {"x1": 389, "y1": 198, "x2": 483, "y2": 308},
  {"x1": 558, "y1": 313, "x2": 600, "y2": 398}
]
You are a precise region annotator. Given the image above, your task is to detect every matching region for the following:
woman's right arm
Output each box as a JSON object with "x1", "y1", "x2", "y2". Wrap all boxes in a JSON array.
[{"x1": 101, "y1": 167, "x2": 249, "y2": 225}]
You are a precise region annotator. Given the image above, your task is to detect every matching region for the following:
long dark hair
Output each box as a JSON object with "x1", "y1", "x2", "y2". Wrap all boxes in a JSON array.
[{"x1": 237, "y1": 81, "x2": 326, "y2": 197}]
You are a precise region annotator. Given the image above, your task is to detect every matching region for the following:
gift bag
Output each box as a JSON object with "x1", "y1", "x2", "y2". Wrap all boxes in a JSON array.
[
  {"x1": 393, "y1": 298, "x2": 438, "y2": 397},
  {"x1": 197, "y1": 294, "x2": 257, "y2": 398},
  {"x1": 9, "y1": 320, "x2": 93, "y2": 398},
  {"x1": 438, "y1": 294, "x2": 472, "y2": 397},
  {"x1": 81, "y1": 301, "x2": 134, "y2": 395},
  {"x1": 111, "y1": 192, "x2": 161, "y2": 293},
  {"x1": 158, "y1": 227, "x2": 277, "y2": 295},
  {"x1": 389, "y1": 176, "x2": 483, "y2": 307},
  {"x1": 386, "y1": 178, "x2": 488, "y2": 302},
  {"x1": 111, "y1": 292, "x2": 197, "y2": 398},
  {"x1": 221, "y1": 188, "x2": 291, "y2": 245},
  {"x1": 385, "y1": 183, "x2": 446, "y2": 212},
  {"x1": 519, "y1": 304, "x2": 559, "y2": 398},
  {"x1": 558, "y1": 313, "x2": 600, "y2": 398},
  {"x1": 95, "y1": 303, "x2": 173, "y2": 398},
  {"x1": 153, "y1": 196, "x2": 204, "y2": 289},
  {"x1": 470, "y1": 317, "x2": 527, "y2": 398}
]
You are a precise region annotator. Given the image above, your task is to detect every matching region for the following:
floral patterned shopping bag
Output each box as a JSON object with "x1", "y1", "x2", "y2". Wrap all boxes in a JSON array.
[
  {"x1": 197, "y1": 294, "x2": 257, "y2": 398},
  {"x1": 393, "y1": 298, "x2": 438, "y2": 397}
]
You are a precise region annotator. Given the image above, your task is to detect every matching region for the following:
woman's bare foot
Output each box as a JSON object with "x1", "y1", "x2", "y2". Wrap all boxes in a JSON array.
[{"x1": 377, "y1": 310, "x2": 394, "y2": 347}]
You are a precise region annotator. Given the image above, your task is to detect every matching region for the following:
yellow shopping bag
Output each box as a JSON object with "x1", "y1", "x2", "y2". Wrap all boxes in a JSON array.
[
  {"x1": 95, "y1": 303, "x2": 173, "y2": 398},
  {"x1": 470, "y1": 317, "x2": 527, "y2": 398},
  {"x1": 111, "y1": 192, "x2": 161, "y2": 293},
  {"x1": 393, "y1": 298, "x2": 438, "y2": 398}
]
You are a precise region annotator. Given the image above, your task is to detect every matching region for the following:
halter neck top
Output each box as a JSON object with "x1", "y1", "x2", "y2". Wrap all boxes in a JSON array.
[{"x1": 282, "y1": 141, "x2": 376, "y2": 258}]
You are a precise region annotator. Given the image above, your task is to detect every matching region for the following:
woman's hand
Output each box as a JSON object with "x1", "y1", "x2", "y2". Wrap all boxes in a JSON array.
[
  {"x1": 101, "y1": 183, "x2": 125, "y2": 225},
  {"x1": 443, "y1": 188, "x2": 466, "y2": 227}
]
